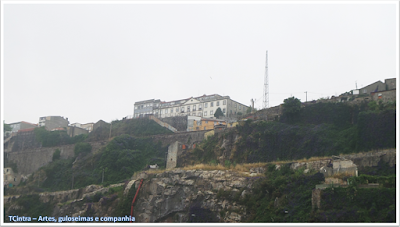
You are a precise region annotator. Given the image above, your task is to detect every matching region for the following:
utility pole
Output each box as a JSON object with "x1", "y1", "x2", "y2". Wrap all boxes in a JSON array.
[
  {"x1": 263, "y1": 50, "x2": 269, "y2": 109},
  {"x1": 102, "y1": 168, "x2": 104, "y2": 184},
  {"x1": 305, "y1": 91, "x2": 307, "y2": 102},
  {"x1": 109, "y1": 121, "x2": 112, "y2": 140}
]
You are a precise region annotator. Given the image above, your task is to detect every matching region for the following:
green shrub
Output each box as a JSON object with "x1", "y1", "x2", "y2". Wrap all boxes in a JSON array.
[
  {"x1": 74, "y1": 142, "x2": 92, "y2": 157},
  {"x1": 52, "y1": 149, "x2": 61, "y2": 161},
  {"x1": 224, "y1": 160, "x2": 231, "y2": 168}
]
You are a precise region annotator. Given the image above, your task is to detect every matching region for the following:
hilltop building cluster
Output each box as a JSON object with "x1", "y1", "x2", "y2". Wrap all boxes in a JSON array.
[{"x1": 134, "y1": 94, "x2": 248, "y2": 119}]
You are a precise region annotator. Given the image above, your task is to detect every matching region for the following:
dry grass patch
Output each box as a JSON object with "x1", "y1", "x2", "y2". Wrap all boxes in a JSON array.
[
  {"x1": 182, "y1": 164, "x2": 227, "y2": 171},
  {"x1": 271, "y1": 156, "x2": 332, "y2": 165}
]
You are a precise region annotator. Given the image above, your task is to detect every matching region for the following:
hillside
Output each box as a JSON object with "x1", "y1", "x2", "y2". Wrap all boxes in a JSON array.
[{"x1": 3, "y1": 100, "x2": 397, "y2": 223}]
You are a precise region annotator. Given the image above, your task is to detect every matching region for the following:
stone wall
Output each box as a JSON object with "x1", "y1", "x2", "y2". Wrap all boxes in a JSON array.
[
  {"x1": 371, "y1": 89, "x2": 396, "y2": 103},
  {"x1": 151, "y1": 130, "x2": 209, "y2": 147},
  {"x1": 161, "y1": 116, "x2": 188, "y2": 132},
  {"x1": 10, "y1": 130, "x2": 42, "y2": 152},
  {"x1": 6, "y1": 141, "x2": 106, "y2": 176},
  {"x1": 241, "y1": 105, "x2": 282, "y2": 121}
]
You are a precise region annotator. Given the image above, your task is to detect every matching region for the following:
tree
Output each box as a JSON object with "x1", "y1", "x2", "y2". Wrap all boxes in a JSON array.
[
  {"x1": 282, "y1": 96, "x2": 302, "y2": 123},
  {"x1": 214, "y1": 107, "x2": 225, "y2": 119},
  {"x1": 4, "y1": 123, "x2": 11, "y2": 133}
]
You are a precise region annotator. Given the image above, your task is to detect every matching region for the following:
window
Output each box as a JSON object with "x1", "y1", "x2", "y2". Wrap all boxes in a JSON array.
[
  {"x1": 176, "y1": 107, "x2": 179, "y2": 112},
  {"x1": 170, "y1": 109, "x2": 173, "y2": 113},
  {"x1": 205, "y1": 103, "x2": 208, "y2": 108},
  {"x1": 206, "y1": 121, "x2": 208, "y2": 124},
  {"x1": 199, "y1": 121, "x2": 202, "y2": 125},
  {"x1": 199, "y1": 104, "x2": 202, "y2": 110},
  {"x1": 235, "y1": 103, "x2": 237, "y2": 108},
  {"x1": 211, "y1": 102, "x2": 214, "y2": 107},
  {"x1": 239, "y1": 106, "x2": 241, "y2": 110},
  {"x1": 223, "y1": 108, "x2": 226, "y2": 113},
  {"x1": 223, "y1": 100, "x2": 226, "y2": 105},
  {"x1": 161, "y1": 110, "x2": 163, "y2": 114},
  {"x1": 204, "y1": 127, "x2": 206, "y2": 130},
  {"x1": 198, "y1": 112, "x2": 201, "y2": 116},
  {"x1": 204, "y1": 111, "x2": 207, "y2": 116},
  {"x1": 181, "y1": 107, "x2": 185, "y2": 112},
  {"x1": 187, "y1": 106, "x2": 191, "y2": 112},
  {"x1": 193, "y1": 105, "x2": 196, "y2": 111},
  {"x1": 217, "y1": 101, "x2": 220, "y2": 106},
  {"x1": 210, "y1": 110, "x2": 213, "y2": 115}
]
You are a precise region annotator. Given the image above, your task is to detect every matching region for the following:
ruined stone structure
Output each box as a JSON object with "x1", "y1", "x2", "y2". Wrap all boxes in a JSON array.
[{"x1": 166, "y1": 141, "x2": 186, "y2": 169}]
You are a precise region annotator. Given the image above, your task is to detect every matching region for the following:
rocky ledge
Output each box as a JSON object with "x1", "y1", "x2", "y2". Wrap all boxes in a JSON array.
[{"x1": 129, "y1": 168, "x2": 265, "y2": 223}]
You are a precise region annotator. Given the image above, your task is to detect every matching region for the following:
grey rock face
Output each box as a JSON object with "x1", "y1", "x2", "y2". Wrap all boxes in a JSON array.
[{"x1": 133, "y1": 169, "x2": 254, "y2": 223}]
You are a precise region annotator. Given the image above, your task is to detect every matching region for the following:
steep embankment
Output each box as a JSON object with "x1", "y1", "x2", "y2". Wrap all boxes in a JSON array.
[
  {"x1": 186, "y1": 102, "x2": 396, "y2": 166},
  {"x1": 4, "y1": 148, "x2": 396, "y2": 223}
]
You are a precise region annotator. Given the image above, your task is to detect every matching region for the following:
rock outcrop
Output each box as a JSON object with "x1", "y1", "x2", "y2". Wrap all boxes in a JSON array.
[{"x1": 130, "y1": 169, "x2": 262, "y2": 222}]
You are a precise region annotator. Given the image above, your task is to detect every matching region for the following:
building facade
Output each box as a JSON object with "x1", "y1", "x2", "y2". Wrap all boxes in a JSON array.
[
  {"x1": 358, "y1": 78, "x2": 396, "y2": 95},
  {"x1": 190, "y1": 118, "x2": 227, "y2": 131},
  {"x1": 7, "y1": 121, "x2": 37, "y2": 133},
  {"x1": 38, "y1": 116, "x2": 69, "y2": 131},
  {"x1": 133, "y1": 99, "x2": 161, "y2": 118},
  {"x1": 4, "y1": 167, "x2": 21, "y2": 188},
  {"x1": 70, "y1": 122, "x2": 94, "y2": 133},
  {"x1": 134, "y1": 94, "x2": 248, "y2": 119}
]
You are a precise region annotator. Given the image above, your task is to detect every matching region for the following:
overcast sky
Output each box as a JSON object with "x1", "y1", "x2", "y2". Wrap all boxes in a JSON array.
[{"x1": 2, "y1": 1, "x2": 398, "y2": 125}]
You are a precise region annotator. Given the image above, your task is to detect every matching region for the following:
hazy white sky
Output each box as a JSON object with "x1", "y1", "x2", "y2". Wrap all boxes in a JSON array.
[{"x1": 2, "y1": 1, "x2": 398, "y2": 125}]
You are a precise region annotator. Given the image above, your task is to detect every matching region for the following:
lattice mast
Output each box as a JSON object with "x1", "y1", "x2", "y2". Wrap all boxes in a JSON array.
[{"x1": 263, "y1": 50, "x2": 269, "y2": 109}]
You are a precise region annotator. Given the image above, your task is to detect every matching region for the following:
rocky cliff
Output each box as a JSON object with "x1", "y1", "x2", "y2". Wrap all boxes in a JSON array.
[
  {"x1": 4, "y1": 168, "x2": 264, "y2": 223},
  {"x1": 130, "y1": 168, "x2": 264, "y2": 222}
]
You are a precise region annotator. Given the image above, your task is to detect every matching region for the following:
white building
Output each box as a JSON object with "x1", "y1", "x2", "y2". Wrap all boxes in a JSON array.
[{"x1": 134, "y1": 94, "x2": 248, "y2": 119}]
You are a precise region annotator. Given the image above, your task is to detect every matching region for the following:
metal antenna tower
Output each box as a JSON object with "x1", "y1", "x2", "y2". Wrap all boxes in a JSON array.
[{"x1": 263, "y1": 50, "x2": 269, "y2": 109}]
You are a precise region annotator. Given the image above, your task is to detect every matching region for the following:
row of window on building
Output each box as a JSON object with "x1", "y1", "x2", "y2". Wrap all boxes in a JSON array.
[{"x1": 134, "y1": 100, "x2": 244, "y2": 110}]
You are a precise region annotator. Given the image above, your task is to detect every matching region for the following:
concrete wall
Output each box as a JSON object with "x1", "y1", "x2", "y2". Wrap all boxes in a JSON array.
[
  {"x1": 6, "y1": 141, "x2": 106, "y2": 176},
  {"x1": 385, "y1": 78, "x2": 396, "y2": 90},
  {"x1": 43, "y1": 116, "x2": 69, "y2": 131}
]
